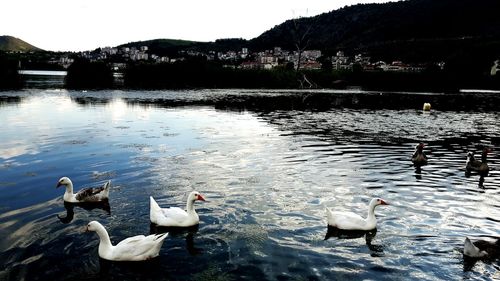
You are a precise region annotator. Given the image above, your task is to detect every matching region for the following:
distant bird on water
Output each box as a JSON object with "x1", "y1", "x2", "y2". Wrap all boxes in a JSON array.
[
  {"x1": 466, "y1": 148, "x2": 491, "y2": 176},
  {"x1": 412, "y1": 143, "x2": 428, "y2": 166}
]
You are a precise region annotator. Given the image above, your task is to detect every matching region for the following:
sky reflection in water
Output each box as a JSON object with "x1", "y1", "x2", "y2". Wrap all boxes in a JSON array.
[{"x1": 0, "y1": 89, "x2": 499, "y2": 281}]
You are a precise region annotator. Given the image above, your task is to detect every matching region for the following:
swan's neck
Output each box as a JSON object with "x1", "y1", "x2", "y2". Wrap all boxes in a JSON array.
[
  {"x1": 186, "y1": 199, "x2": 196, "y2": 215},
  {"x1": 65, "y1": 181, "x2": 74, "y2": 194},
  {"x1": 63, "y1": 182, "x2": 76, "y2": 202},
  {"x1": 366, "y1": 202, "x2": 377, "y2": 222},
  {"x1": 94, "y1": 224, "x2": 114, "y2": 254}
]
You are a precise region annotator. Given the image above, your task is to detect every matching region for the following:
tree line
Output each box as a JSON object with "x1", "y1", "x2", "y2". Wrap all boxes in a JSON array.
[{"x1": 2, "y1": 56, "x2": 499, "y2": 91}]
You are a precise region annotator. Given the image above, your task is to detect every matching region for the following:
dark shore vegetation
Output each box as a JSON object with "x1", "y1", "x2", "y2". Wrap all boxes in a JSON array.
[
  {"x1": 0, "y1": 53, "x2": 22, "y2": 89},
  {"x1": 65, "y1": 58, "x2": 113, "y2": 89},
  {"x1": 121, "y1": 58, "x2": 500, "y2": 91},
  {"x1": 124, "y1": 58, "x2": 299, "y2": 89},
  {"x1": 0, "y1": 51, "x2": 490, "y2": 92}
]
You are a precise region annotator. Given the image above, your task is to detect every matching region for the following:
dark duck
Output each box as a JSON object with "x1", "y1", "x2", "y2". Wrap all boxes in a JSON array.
[
  {"x1": 411, "y1": 143, "x2": 428, "y2": 166},
  {"x1": 466, "y1": 148, "x2": 491, "y2": 176}
]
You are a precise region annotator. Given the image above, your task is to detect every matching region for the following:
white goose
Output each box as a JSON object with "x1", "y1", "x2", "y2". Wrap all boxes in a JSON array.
[
  {"x1": 57, "y1": 177, "x2": 110, "y2": 203},
  {"x1": 150, "y1": 191, "x2": 206, "y2": 227},
  {"x1": 326, "y1": 198, "x2": 389, "y2": 231},
  {"x1": 86, "y1": 221, "x2": 168, "y2": 261}
]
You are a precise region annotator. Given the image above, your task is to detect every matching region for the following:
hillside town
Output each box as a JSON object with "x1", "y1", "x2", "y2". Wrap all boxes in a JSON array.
[{"x1": 53, "y1": 46, "x2": 435, "y2": 73}]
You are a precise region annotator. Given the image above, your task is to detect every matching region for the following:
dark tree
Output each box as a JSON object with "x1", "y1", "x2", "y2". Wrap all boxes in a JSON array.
[
  {"x1": 0, "y1": 53, "x2": 22, "y2": 89},
  {"x1": 65, "y1": 59, "x2": 114, "y2": 89}
]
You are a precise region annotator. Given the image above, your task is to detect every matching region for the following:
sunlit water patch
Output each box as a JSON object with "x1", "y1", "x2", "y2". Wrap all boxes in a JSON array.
[{"x1": 0, "y1": 89, "x2": 499, "y2": 281}]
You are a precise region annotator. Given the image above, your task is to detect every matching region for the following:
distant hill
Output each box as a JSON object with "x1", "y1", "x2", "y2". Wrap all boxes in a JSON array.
[
  {"x1": 117, "y1": 38, "x2": 250, "y2": 57},
  {"x1": 0, "y1": 35, "x2": 42, "y2": 52},
  {"x1": 118, "y1": 0, "x2": 500, "y2": 66},
  {"x1": 250, "y1": 0, "x2": 500, "y2": 63},
  {"x1": 118, "y1": 39, "x2": 201, "y2": 56}
]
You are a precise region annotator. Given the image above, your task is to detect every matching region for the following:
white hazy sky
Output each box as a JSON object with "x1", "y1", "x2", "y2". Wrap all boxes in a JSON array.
[{"x1": 2, "y1": 0, "x2": 393, "y2": 52}]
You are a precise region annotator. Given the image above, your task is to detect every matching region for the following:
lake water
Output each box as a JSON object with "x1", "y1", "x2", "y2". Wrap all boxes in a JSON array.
[{"x1": 0, "y1": 89, "x2": 499, "y2": 281}]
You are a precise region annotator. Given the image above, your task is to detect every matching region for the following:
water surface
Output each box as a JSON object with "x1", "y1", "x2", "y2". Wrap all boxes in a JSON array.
[{"x1": 0, "y1": 89, "x2": 499, "y2": 280}]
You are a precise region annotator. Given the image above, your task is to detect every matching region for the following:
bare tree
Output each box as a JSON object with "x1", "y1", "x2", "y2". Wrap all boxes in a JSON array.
[
  {"x1": 290, "y1": 13, "x2": 318, "y2": 88},
  {"x1": 291, "y1": 16, "x2": 312, "y2": 72}
]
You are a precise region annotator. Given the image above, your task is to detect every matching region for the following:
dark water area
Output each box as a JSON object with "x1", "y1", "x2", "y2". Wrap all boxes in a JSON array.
[{"x1": 0, "y1": 89, "x2": 499, "y2": 281}]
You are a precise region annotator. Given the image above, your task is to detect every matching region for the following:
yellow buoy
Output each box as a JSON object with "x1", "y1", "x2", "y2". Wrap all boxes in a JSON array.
[{"x1": 423, "y1": 103, "x2": 431, "y2": 111}]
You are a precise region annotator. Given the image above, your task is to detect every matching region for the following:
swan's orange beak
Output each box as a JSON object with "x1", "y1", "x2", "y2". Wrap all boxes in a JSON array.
[
  {"x1": 197, "y1": 194, "x2": 206, "y2": 201},
  {"x1": 380, "y1": 200, "x2": 389, "y2": 205}
]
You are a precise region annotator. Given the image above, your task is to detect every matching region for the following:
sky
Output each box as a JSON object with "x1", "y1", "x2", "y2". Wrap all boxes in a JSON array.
[{"x1": 2, "y1": 0, "x2": 393, "y2": 52}]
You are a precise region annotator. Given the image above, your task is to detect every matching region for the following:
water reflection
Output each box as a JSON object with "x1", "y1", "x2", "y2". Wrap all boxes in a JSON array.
[
  {"x1": 97, "y1": 256, "x2": 167, "y2": 280},
  {"x1": 57, "y1": 201, "x2": 111, "y2": 224},
  {"x1": 150, "y1": 224, "x2": 202, "y2": 255},
  {"x1": 325, "y1": 227, "x2": 383, "y2": 254},
  {"x1": 479, "y1": 176, "x2": 486, "y2": 188},
  {"x1": 0, "y1": 95, "x2": 22, "y2": 106},
  {"x1": 72, "y1": 96, "x2": 111, "y2": 106}
]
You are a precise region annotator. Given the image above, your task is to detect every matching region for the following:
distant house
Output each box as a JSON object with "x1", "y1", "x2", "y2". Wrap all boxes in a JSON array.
[
  {"x1": 332, "y1": 51, "x2": 350, "y2": 70},
  {"x1": 130, "y1": 52, "x2": 148, "y2": 61},
  {"x1": 259, "y1": 55, "x2": 278, "y2": 69},
  {"x1": 239, "y1": 61, "x2": 260, "y2": 70},
  {"x1": 300, "y1": 61, "x2": 322, "y2": 70},
  {"x1": 59, "y1": 56, "x2": 74, "y2": 69},
  {"x1": 239, "y1": 48, "x2": 248, "y2": 59},
  {"x1": 302, "y1": 50, "x2": 322, "y2": 60},
  {"x1": 382, "y1": 61, "x2": 424, "y2": 72},
  {"x1": 354, "y1": 54, "x2": 370, "y2": 65}
]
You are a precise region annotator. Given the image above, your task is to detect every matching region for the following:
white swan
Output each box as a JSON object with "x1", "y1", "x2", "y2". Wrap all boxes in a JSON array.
[
  {"x1": 57, "y1": 177, "x2": 110, "y2": 203},
  {"x1": 86, "y1": 221, "x2": 168, "y2": 261},
  {"x1": 326, "y1": 198, "x2": 389, "y2": 231},
  {"x1": 150, "y1": 191, "x2": 206, "y2": 227}
]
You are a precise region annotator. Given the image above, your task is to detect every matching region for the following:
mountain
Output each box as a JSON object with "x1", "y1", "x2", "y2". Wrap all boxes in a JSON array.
[
  {"x1": 0, "y1": 35, "x2": 42, "y2": 52},
  {"x1": 118, "y1": 38, "x2": 199, "y2": 56},
  {"x1": 249, "y1": 0, "x2": 500, "y2": 63},
  {"x1": 119, "y1": 0, "x2": 500, "y2": 66}
]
